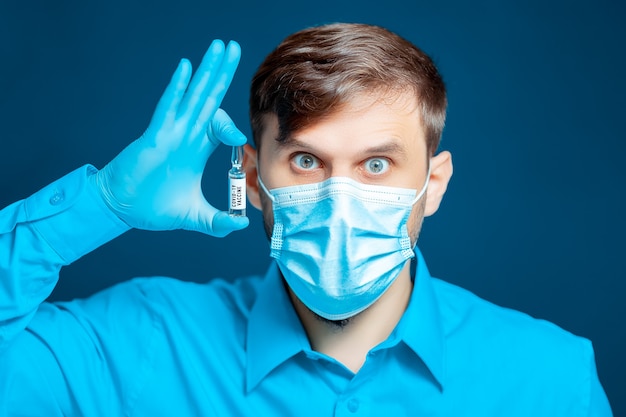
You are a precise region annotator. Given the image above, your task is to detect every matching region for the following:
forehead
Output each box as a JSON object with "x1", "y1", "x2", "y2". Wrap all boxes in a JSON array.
[{"x1": 259, "y1": 91, "x2": 425, "y2": 149}]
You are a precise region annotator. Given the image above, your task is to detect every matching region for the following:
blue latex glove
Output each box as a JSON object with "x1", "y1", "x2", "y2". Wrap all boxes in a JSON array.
[{"x1": 90, "y1": 40, "x2": 248, "y2": 237}]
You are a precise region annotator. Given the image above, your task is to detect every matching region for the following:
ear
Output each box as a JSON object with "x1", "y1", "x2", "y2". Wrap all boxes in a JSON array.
[
  {"x1": 424, "y1": 151, "x2": 453, "y2": 217},
  {"x1": 243, "y1": 144, "x2": 262, "y2": 210}
]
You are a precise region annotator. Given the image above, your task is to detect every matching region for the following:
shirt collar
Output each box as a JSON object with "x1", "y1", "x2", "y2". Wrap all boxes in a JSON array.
[
  {"x1": 394, "y1": 247, "x2": 446, "y2": 389},
  {"x1": 246, "y1": 249, "x2": 446, "y2": 392},
  {"x1": 246, "y1": 262, "x2": 310, "y2": 393}
]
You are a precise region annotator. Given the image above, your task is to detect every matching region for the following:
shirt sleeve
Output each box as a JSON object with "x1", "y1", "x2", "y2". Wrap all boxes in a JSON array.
[
  {"x1": 0, "y1": 277, "x2": 166, "y2": 416},
  {"x1": 0, "y1": 164, "x2": 130, "y2": 350},
  {"x1": 587, "y1": 346, "x2": 613, "y2": 417}
]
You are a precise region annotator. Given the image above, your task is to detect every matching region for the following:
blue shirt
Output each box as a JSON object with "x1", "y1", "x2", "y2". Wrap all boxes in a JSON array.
[{"x1": 0, "y1": 166, "x2": 613, "y2": 416}]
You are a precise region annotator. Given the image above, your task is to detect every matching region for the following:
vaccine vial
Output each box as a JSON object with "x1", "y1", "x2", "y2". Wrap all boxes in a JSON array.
[{"x1": 228, "y1": 145, "x2": 246, "y2": 217}]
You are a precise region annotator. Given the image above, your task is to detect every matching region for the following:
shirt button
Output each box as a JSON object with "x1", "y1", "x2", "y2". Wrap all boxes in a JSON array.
[
  {"x1": 347, "y1": 398, "x2": 359, "y2": 413},
  {"x1": 49, "y1": 189, "x2": 65, "y2": 205}
]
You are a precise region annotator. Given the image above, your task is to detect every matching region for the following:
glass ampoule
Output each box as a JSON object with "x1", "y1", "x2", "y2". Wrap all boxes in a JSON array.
[{"x1": 228, "y1": 145, "x2": 246, "y2": 217}]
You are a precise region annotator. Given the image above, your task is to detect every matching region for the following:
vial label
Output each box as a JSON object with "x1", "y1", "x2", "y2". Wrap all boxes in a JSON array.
[{"x1": 229, "y1": 177, "x2": 246, "y2": 216}]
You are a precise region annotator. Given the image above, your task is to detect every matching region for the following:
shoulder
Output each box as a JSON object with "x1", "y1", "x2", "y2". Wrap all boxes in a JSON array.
[{"x1": 432, "y1": 277, "x2": 594, "y2": 386}]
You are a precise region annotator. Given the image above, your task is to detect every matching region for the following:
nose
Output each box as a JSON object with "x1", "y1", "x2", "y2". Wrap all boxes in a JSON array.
[{"x1": 326, "y1": 160, "x2": 355, "y2": 180}]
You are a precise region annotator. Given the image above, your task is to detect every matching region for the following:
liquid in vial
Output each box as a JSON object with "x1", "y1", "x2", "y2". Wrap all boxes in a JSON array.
[{"x1": 228, "y1": 146, "x2": 246, "y2": 217}]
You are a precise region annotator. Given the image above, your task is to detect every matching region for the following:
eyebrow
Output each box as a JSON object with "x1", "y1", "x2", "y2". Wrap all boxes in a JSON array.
[
  {"x1": 275, "y1": 136, "x2": 315, "y2": 151},
  {"x1": 361, "y1": 141, "x2": 408, "y2": 159}
]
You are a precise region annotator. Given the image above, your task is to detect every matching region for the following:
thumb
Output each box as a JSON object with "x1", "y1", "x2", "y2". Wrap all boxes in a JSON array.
[
  {"x1": 211, "y1": 211, "x2": 250, "y2": 237},
  {"x1": 185, "y1": 200, "x2": 249, "y2": 237}
]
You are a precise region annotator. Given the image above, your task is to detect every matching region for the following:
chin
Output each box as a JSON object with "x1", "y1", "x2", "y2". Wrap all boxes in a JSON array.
[{"x1": 312, "y1": 310, "x2": 358, "y2": 330}]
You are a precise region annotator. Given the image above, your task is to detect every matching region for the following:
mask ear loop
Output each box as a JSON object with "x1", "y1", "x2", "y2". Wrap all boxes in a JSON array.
[
  {"x1": 257, "y1": 175, "x2": 276, "y2": 203},
  {"x1": 410, "y1": 166, "x2": 432, "y2": 206},
  {"x1": 406, "y1": 165, "x2": 432, "y2": 255}
]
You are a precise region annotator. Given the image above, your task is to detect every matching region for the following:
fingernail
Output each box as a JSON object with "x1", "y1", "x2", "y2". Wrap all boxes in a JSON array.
[{"x1": 210, "y1": 39, "x2": 225, "y2": 53}]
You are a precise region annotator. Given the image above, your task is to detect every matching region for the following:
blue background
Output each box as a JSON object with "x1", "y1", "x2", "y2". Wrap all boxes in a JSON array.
[{"x1": 1, "y1": 0, "x2": 624, "y2": 413}]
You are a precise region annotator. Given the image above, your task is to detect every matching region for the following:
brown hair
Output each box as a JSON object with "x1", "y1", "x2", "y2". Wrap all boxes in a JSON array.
[{"x1": 249, "y1": 23, "x2": 447, "y2": 156}]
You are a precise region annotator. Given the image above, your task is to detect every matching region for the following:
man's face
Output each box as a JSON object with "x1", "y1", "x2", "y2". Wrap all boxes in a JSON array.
[{"x1": 254, "y1": 92, "x2": 431, "y2": 245}]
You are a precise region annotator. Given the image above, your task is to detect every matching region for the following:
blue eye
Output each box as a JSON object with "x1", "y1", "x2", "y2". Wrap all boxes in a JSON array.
[
  {"x1": 293, "y1": 153, "x2": 320, "y2": 170},
  {"x1": 364, "y1": 158, "x2": 389, "y2": 174}
]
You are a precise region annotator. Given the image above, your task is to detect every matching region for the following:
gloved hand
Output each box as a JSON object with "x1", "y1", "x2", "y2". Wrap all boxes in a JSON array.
[{"x1": 90, "y1": 40, "x2": 248, "y2": 237}]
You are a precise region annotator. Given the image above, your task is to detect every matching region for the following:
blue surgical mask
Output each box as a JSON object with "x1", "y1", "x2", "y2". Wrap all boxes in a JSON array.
[{"x1": 258, "y1": 172, "x2": 429, "y2": 320}]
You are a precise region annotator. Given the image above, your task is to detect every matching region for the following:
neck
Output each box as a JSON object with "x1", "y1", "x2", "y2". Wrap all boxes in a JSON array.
[{"x1": 289, "y1": 261, "x2": 413, "y2": 373}]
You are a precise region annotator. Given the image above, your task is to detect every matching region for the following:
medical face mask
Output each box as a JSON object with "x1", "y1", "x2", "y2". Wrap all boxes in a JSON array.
[{"x1": 258, "y1": 171, "x2": 430, "y2": 321}]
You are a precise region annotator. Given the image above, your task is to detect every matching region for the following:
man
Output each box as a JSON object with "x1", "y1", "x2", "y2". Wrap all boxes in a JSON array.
[{"x1": 0, "y1": 23, "x2": 612, "y2": 415}]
